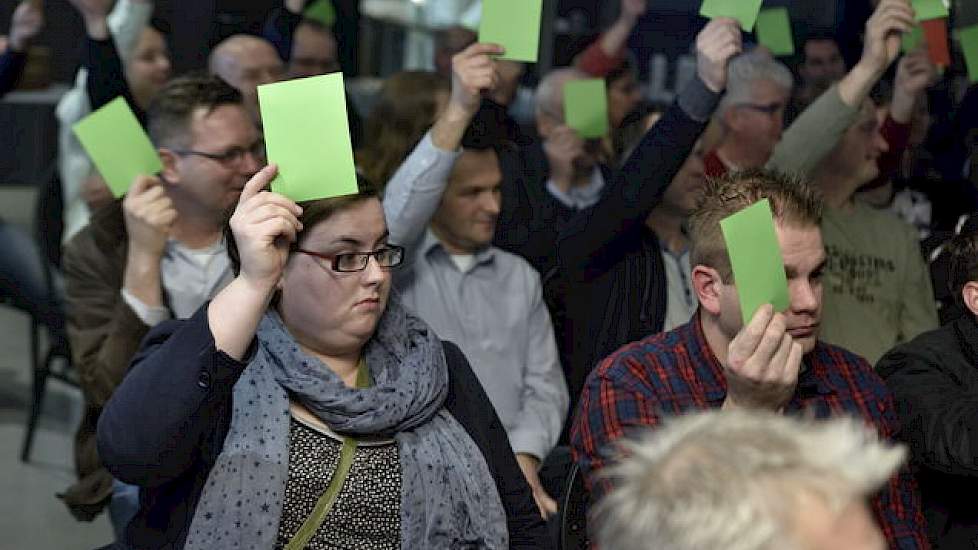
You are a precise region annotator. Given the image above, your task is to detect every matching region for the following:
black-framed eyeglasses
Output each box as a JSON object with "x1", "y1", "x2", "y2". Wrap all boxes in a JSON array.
[
  {"x1": 736, "y1": 102, "x2": 785, "y2": 116},
  {"x1": 171, "y1": 139, "x2": 266, "y2": 167},
  {"x1": 296, "y1": 245, "x2": 405, "y2": 273}
]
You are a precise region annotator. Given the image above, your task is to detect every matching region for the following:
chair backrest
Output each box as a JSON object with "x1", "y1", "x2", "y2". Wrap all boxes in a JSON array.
[
  {"x1": 33, "y1": 164, "x2": 63, "y2": 272},
  {"x1": 559, "y1": 462, "x2": 590, "y2": 550}
]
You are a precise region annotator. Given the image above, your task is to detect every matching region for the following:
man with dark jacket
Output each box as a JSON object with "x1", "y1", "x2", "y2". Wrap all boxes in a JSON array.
[
  {"x1": 878, "y1": 230, "x2": 978, "y2": 548},
  {"x1": 60, "y1": 74, "x2": 260, "y2": 534}
]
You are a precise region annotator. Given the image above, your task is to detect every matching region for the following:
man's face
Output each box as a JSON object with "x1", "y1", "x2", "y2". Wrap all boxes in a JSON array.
[
  {"x1": 220, "y1": 42, "x2": 285, "y2": 120},
  {"x1": 430, "y1": 149, "x2": 502, "y2": 253},
  {"x1": 166, "y1": 104, "x2": 263, "y2": 216},
  {"x1": 830, "y1": 100, "x2": 889, "y2": 187},
  {"x1": 290, "y1": 23, "x2": 340, "y2": 78},
  {"x1": 729, "y1": 79, "x2": 790, "y2": 160},
  {"x1": 801, "y1": 39, "x2": 846, "y2": 90},
  {"x1": 718, "y1": 221, "x2": 825, "y2": 354},
  {"x1": 661, "y1": 143, "x2": 706, "y2": 217}
]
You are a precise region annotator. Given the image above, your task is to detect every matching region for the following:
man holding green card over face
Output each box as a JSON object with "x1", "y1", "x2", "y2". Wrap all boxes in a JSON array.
[
  {"x1": 61, "y1": 74, "x2": 264, "y2": 535},
  {"x1": 572, "y1": 170, "x2": 930, "y2": 548}
]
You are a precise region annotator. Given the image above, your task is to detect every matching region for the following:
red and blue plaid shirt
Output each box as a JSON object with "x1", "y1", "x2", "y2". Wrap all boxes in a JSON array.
[{"x1": 571, "y1": 313, "x2": 930, "y2": 549}]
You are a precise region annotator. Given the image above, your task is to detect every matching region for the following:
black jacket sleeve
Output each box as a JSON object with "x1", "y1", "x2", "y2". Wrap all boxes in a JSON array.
[
  {"x1": 262, "y1": 7, "x2": 303, "y2": 62},
  {"x1": 556, "y1": 76, "x2": 719, "y2": 281},
  {"x1": 84, "y1": 36, "x2": 146, "y2": 125},
  {"x1": 97, "y1": 304, "x2": 255, "y2": 487},
  {"x1": 0, "y1": 49, "x2": 27, "y2": 98},
  {"x1": 878, "y1": 329, "x2": 978, "y2": 478},
  {"x1": 442, "y1": 341, "x2": 553, "y2": 549}
]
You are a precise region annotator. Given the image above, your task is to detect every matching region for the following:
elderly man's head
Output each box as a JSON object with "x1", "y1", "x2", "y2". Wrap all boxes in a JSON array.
[
  {"x1": 715, "y1": 49, "x2": 794, "y2": 165},
  {"x1": 209, "y1": 34, "x2": 285, "y2": 122},
  {"x1": 534, "y1": 67, "x2": 589, "y2": 136},
  {"x1": 594, "y1": 410, "x2": 904, "y2": 550},
  {"x1": 290, "y1": 20, "x2": 340, "y2": 78}
]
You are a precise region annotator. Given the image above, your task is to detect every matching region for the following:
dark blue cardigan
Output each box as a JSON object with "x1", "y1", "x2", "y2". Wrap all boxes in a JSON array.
[{"x1": 97, "y1": 305, "x2": 550, "y2": 549}]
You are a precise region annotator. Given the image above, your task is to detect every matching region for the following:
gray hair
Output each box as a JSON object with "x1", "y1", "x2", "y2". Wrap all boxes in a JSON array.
[
  {"x1": 535, "y1": 67, "x2": 588, "y2": 122},
  {"x1": 716, "y1": 49, "x2": 794, "y2": 119},
  {"x1": 592, "y1": 410, "x2": 906, "y2": 550}
]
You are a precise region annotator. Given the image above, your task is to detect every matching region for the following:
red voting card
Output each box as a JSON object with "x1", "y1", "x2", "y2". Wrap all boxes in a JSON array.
[{"x1": 922, "y1": 18, "x2": 951, "y2": 67}]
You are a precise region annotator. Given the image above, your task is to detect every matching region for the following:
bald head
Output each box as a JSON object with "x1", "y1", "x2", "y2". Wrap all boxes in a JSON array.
[
  {"x1": 535, "y1": 67, "x2": 589, "y2": 132},
  {"x1": 209, "y1": 35, "x2": 285, "y2": 121}
]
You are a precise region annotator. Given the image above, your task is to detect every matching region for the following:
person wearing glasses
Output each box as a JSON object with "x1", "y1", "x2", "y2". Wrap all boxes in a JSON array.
[
  {"x1": 61, "y1": 74, "x2": 264, "y2": 540},
  {"x1": 703, "y1": 0, "x2": 915, "y2": 183},
  {"x1": 95, "y1": 166, "x2": 550, "y2": 548}
]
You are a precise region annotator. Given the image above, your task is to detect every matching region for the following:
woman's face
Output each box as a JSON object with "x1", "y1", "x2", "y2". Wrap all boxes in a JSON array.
[
  {"x1": 126, "y1": 27, "x2": 171, "y2": 102},
  {"x1": 278, "y1": 198, "x2": 393, "y2": 356}
]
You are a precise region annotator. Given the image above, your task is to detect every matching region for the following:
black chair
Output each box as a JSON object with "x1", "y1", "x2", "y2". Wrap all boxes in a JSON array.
[
  {"x1": 20, "y1": 166, "x2": 77, "y2": 462},
  {"x1": 558, "y1": 462, "x2": 590, "y2": 550}
]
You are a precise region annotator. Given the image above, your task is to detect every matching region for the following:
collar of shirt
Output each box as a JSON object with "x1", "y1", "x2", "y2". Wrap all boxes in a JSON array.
[
  {"x1": 683, "y1": 311, "x2": 838, "y2": 402},
  {"x1": 546, "y1": 167, "x2": 605, "y2": 210},
  {"x1": 420, "y1": 228, "x2": 497, "y2": 273}
]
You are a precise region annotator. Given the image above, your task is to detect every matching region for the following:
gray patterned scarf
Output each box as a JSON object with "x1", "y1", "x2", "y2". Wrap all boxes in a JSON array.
[{"x1": 184, "y1": 299, "x2": 508, "y2": 549}]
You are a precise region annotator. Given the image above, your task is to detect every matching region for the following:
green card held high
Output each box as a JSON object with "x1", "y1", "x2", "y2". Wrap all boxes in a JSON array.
[
  {"x1": 479, "y1": 0, "x2": 542, "y2": 63},
  {"x1": 72, "y1": 96, "x2": 162, "y2": 198},
  {"x1": 564, "y1": 79, "x2": 609, "y2": 139},
  {"x1": 700, "y1": 0, "x2": 764, "y2": 32},
  {"x1": 258, "y1": 73, "x2": 358, "y2": 202},
  {"x1": 720, "y1": 199, "x2": 790, "y2": 325},
  {"x1": 755, "y1": 8, "x2": 795, "y2": 57},
  {"x1": 911, "y1": 0, "x2": 948, "y2": 21}
]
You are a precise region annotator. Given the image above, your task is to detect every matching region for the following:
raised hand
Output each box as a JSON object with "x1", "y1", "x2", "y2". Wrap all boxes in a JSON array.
[
  {"x1": 620, "y1": 0, "x2": 647, "y2": 22},
  {"x1": 123, "y1": 175, "x2": 177, "y2": 260},
  {"x1": 285, "y1": 0, "x2": 306, "y2": 15},
  {"x1": 66, "y1": 0, "x2": 112, "y2": 39},
  {"x1": 722, "y1": 304, "x2": 803, "y2": 411},
  {"x1": 895, "y1": 47, "x2": 937, "y2": 97},
  {"x1": 9, "y1": 1, "x2": 44, "y2": 52},
  {"x1": 229, "y1": 164, "x2": 303, "y2": 293},
  {"x1": 449, "y1": 42, "x2": 504, "y2": 117},
  {"x1": 695, "y1": 17, "x2": 742, "y2": 93},
  {"x1": 860, "y1": 0, "x2": 916, "y2": 76}
]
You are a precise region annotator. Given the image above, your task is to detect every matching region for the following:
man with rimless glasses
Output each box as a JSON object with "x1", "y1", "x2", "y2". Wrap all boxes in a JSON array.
[{"x1": 62, "y1": 74, "x2": 264, "y2": 537}]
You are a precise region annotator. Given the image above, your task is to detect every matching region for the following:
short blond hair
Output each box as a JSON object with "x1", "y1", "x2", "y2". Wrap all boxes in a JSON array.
[
  {"x1": 593, "y1": 410, "x2": 906, "y2": 550},
  {"x1": 688, "y1": 169, "x2": 823, "y2": 281}
]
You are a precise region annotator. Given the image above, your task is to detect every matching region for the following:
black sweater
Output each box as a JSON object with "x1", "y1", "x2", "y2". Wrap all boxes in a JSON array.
[
  {"x1": 878, "y1": 315, "x2": 978, "y2": 549},
  {"x1": 549, "y1": 75, "x2": 720, "y2": 413},
  {"x1": 97, "y1": 305, "x2": 550, "y2": 549}
]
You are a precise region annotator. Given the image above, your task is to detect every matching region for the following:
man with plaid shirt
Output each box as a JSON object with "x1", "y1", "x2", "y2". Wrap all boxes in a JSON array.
[{"x1": 571, "y1": 170, "x2": 930, "y2": 549}]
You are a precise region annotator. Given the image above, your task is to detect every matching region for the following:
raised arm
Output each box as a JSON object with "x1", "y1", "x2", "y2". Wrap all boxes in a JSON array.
[
  {"x1": 383, "y1": 43, "x2": 502, "y2": 250},
  {"x1": 0, "y1": 0, "x2": 43, "y2": 98},
  {"x1": 574, "y1": 0, "x2": 645, "y2": 77},
  {"x1": 98, "y1": 166, "x2": 302, "y2": 485},
  {"x1": 557, "y1": 18, "x2": 738, "y2": 280},
  {"x1": 767, "y1": 0, "x2": 915, "y2": 177}
]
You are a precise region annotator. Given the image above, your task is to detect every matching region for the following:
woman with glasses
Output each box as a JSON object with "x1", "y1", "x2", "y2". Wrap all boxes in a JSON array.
[{"x1": 95, "y1": 161, "x2": 550, "y2": 549}]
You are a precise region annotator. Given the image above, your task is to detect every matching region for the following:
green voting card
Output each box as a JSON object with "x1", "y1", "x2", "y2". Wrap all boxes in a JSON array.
[
  {"x1": 564, "y1": 79, "x2": 609, "y2": 139},
  {"x1": 258, "y1": 73, "x2": 358, "y2": 202},
  {"x1": 720, "y1": 199, "x2": 790, "y2": 325},
  {"x1": 72, "y1": 97, "x2": 162, "y2": 198},
  {"x1": 700, "y1": 0, "x2": 764, "y2": 32},
  {"x1": 961, "y1": 25, "x2": 978, "y2": 83},
  {"x1": 755, "y1": 8, "x2": 795, "y2": 57},
  {"x1": 912, "y1": 0, "x2": 948, "y2": 21},
  {"x1": 902, "y1": 24, "x2": 924, "y2": 52},
  {"x1": 304, "y1": 0, "x2": 336, "y2": 28},
  {"x1": 479, "y1": 0, "x2": 542, "y2": 63}
]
